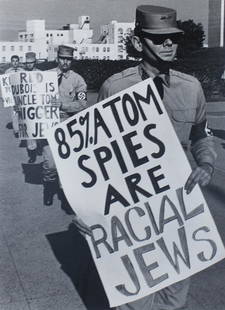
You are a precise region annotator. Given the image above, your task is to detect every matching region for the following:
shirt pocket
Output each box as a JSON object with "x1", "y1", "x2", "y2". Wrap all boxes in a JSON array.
[{"x1": 170, "y1": 108, "x2": 196, "y2": 145}]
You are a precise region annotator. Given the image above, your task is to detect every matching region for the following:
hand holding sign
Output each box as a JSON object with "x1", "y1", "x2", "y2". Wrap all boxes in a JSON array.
[
  {"x1": 185, "y1": 164, "x2": 213, "y2": 194},
  {"x1": 0, "y1": 97, "x2": 4, "y2": 107},
  {"x1": 50, "y1": 96, "x2": 61, "y2": 108}
]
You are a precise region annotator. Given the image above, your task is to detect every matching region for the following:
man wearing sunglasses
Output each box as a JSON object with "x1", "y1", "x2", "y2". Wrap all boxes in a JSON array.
[
  {"x1": 96, "y1": 5, "x2": 216, "y2": 310},
  {"x1": 5, "y1": 55, "x2": 24, "y2": 138}
]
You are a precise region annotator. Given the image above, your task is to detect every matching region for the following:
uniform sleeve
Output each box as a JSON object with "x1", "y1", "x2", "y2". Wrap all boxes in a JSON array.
[
  {"x1": 74, "y1": 74, "x2": 87, "y2": 93},
  {"x1": 190, "y1": 81, "x2": 217, "y2": 167},
  {"x1": 97, "y1": 80, "x2": 112, "y2": 102},
  {"x1": 61, "y1": 73, "x2": 87, "y2": 114}
]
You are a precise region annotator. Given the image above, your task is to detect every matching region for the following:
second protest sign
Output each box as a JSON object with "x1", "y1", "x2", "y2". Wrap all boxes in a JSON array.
[{"x1": 3, "y1": 71, "x2": 60, "y2": 139}]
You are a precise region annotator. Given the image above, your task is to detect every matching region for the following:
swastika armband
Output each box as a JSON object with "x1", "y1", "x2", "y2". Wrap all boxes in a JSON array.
[
  {"x1": 189, "y1": 120, "x2": 213, "y2": 144},
  {"x1": 75, "y1": 91, "x2": 87, "y2": 101}
]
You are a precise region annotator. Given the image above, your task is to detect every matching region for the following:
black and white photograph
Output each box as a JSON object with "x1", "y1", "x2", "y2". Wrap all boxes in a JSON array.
[{"x1": 0, "y1": 0, "x2": 225, "y2": 309}]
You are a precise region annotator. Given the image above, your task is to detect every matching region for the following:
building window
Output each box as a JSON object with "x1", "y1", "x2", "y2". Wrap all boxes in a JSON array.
[
  {"x1": 57, "y1": 33, "x2": 59, "y2": 36},
  {"x1": 20, "y1": 56, "x2": 23, "y2": 62},
  {"x1": 61, "y1": 34, "x2": 63, "y2": 36},
  {"x1": 19, "y1": 46, "x2": 23, "y2": 51},
  {"x1": 96, "y1": 47, "x2": 99, "y2": 52},
  {"x1": 118, "y1": 28, "x2": 123, "y2": 34},
  {"x1": 11, "y1": 46, "x2": 15, "y2": 51},
  {"x1": 50, "y1": 33, "x2": 53, "y2": 37},
  {"x1": 2, "y1": 46, "x2": 6, "y2": 51},
  {"x1": 107, "y1": 47, "x2": 110, "y2": 52},
  {"x1": 118, "y1": 44, "x2": 124, "y2": 51},
  {"x1": 46, "y1": 33, "x2": 49, "y2": 37},
  {"x1": 28, "y1": 46, "x2": 32, "y2": 51},
  {"x1": 2, "y1": 57, "x2": 6, "y2": 63},
  {"x1": 118, "y1": 35, "x2": 123, "y2": 43},
  {"x1": 103, "y1": 47, "x2": 106, "y2": 52}
]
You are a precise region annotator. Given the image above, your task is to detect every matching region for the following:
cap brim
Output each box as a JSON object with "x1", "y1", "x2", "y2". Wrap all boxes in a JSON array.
[{"x1": 142, "y1": 27, "x2": 184, "y2": 34}]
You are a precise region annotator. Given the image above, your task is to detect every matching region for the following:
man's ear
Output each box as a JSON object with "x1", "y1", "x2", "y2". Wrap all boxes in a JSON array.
[{"x1": 131, "y1": 36, "x2": 143, "y2": 52}]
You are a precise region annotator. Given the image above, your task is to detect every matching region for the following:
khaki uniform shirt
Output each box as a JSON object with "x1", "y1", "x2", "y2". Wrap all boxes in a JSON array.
[
  {"x1": 98, "y1": 65, "x2": 216, "y2": 168},
  {"x1": 53, "y1": 68, "x2": 87, "y2": 120}
]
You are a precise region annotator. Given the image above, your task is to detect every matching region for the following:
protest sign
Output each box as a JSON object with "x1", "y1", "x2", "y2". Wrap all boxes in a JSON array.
[
  {"x1": 0, "y1": 74, "x2": 15, "y2": 107},
  {"x1": 46, "y1": 78, "x2": 225, "y2": 307},
  {"x1": 0, "y1": 71, "x2": 60, "y2": 139}
]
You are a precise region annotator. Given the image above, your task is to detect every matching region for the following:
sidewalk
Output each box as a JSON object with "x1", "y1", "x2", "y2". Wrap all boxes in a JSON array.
[{"x1": 0, "y1": 108, "x2": 86, "y2": 309}]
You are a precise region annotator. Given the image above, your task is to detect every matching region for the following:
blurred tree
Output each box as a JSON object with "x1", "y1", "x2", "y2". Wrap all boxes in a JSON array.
[{"x1": 177, "y1": 19, "x2": 205, "y2": 57}]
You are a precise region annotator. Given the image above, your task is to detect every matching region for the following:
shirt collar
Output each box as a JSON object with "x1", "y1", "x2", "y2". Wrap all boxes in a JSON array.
[
  {"x1": 57, "y1": 67, "x2": 70, "y2": 79},
  {"x1": 138, "y1": 63, "x2": 170, "y2": 87}
]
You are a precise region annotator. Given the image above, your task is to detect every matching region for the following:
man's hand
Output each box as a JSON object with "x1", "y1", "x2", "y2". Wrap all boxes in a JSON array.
[
  {"x1": 61, "y1": 100, "x2": 87, "y2": 113},
  {"x1": 184, "y1": 163, "x2": 214, "y2": 194},
  {"x1": 0, "y1": 97, "x2": 4, "y2": 107},
  {"x1": 50, "y1": 97, "x2": 61, "y2": 108},
  {"x1": 72, "y1": 215, "x2": 92, "y2": 237},
  {"x1": 13, "y1": 104, "x2": 20, "y2": 112}
]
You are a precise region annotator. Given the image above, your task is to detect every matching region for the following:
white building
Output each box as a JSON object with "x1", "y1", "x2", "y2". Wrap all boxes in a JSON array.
[
  {"x1": 48, "y1": 20, "x2": 134, "y2": 61},
  {"x1": 0, "y1": 41, "x2": 47, "y2": 63},
  {"x1": 99, "y1": 21, "x2": 134, "y2": 60},
  {"x1": 18, "y1": 16, "x2": 93, "y2": 50},
  {"x1": 1, "y1": 16, "x2": 134, "y2": 63}
]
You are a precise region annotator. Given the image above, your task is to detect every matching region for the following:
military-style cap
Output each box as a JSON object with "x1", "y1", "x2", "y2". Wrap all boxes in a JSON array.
[
  {"x1": 25, "y1": 52, "x2": 36, "y2": 62},
  {"x1": 135, "y1": 5, "x2": 183, "y2": 34},
  {"x1": 58, "y1": 45, "x2": 74, "y2": 58}
]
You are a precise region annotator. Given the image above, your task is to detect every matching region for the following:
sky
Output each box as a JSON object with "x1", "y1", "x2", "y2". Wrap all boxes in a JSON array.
[{"x1": 0, "y1": 0, "x2": 155, "y2": 41}]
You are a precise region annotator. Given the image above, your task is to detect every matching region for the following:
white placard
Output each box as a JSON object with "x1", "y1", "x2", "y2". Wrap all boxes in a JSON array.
[
  {"x1": 1, "y1": 71, "x2": 60, "y2": 139},
  {"x1": 46, "y1": 78, "x2": 225, "y2": 307}
]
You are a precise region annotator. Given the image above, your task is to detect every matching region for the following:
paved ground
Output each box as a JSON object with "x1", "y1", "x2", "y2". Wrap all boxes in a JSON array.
[{"x1": 0, "y1": 98, "x2": 225, "y2": 310}]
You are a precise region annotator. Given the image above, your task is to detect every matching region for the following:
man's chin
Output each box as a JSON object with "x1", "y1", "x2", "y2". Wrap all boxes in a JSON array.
[
  {"x1": 61, "y1": 67, "x2": 69, "y2": 72},
  {"x1": 159, "y1": 54, "x2": 175, "y2": 62}
]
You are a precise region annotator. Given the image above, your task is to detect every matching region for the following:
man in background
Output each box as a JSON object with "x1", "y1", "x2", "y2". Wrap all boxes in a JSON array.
[
  {"x1": 42, "y1": 45, "x2": 88, "y2": 206},
  {"x1": 5, "y1": 55, "x2": 24, "y2": 137},
  {"x1": 5, "y1": 55, "x2": 23, "y2": 73},
  {"x1": 24, "y1": 52, "x2": 40, "y2": 163}
]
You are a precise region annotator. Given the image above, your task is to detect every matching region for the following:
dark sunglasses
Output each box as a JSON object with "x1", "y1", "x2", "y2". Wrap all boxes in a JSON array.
[{"x1": 140, "y1": 31, "x2": 183, "y2": 45}]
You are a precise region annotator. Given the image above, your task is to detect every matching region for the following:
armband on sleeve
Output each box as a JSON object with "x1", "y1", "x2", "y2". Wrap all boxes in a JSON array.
[
  {"x1": 189, "y1": 119, "x2": 213, "y2": 144},
  {"x1": 75, "y1": 91, "x2": 87, "y2": 101}
]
